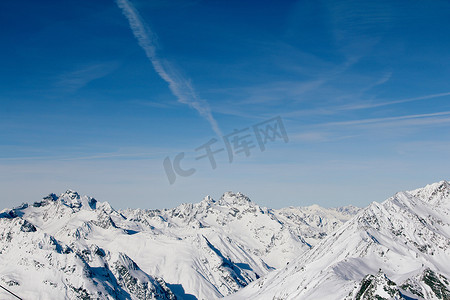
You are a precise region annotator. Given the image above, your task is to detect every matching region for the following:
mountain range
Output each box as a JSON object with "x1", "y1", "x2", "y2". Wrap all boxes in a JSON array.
[
  {"x1": 227, "y1": 181, "x2": 450, "y2": 300},
  {"x1": 0, "y1": 181, "x2": 449, "y2": 299}
]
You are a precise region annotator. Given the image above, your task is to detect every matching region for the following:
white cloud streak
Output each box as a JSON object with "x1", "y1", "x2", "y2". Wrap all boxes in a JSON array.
[
  {"x1": 319, "y1": 111, "x2": 450, "y2": 127},
  {"x1": 340, "y1": 91, "x2": 450, "y2": 111},
  {"x1": 283, "y1": 91, "x2": 450, "y2": 118},
  {"x1": 56, "y1": 62, "x2": 118, "y2": 92},
  {"x1": 115, "y1": 0, "x2": 222, "y2": 136}
]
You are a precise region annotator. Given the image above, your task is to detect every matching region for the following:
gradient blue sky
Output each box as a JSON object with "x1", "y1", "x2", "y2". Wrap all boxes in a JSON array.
[{"x1": 1, "y1": 0, "x2": 449, "y2": 209}]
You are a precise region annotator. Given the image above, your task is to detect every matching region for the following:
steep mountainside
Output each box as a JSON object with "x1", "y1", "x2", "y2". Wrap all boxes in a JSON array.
[{"x1": 227, "y1": 181, "x2": 450, "y2": 300}]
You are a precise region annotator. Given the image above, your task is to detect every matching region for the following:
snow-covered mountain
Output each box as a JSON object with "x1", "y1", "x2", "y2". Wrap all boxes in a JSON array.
[
  {"x1": 4, "y1": 181, "x2": 446, "y2": 300},
  {"x1": 227, "y1": 180, "x2": 450, "y2": 300},
  {"x1": 0, "y1": 191, "x2": 358, "y2": 299}
]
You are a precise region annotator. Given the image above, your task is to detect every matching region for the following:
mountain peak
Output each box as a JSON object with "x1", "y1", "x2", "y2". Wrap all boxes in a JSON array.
[
  {"x1": 61, "y1": 189, "x2": 80, "y2": 200},
  {"x1": 408, "y1": 180, "x2": 449, "y2": 205},
  {"x1": 218, "y1": 192, "x2": 252, "y2": 206},
  {"x1": 42, "y1": 193, "x2": 58, "y2": 202},
  {"x1": 30, "y1": 190, "x2": 99, "y2": 211},
  {"x1": 202, "y1": 195, "x2": 216, "y2": 204}
]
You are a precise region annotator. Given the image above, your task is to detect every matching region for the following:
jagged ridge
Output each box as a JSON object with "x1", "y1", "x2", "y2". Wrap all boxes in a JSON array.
[
  {"x1": 0, "y1": 190, "x2": 357, "y2": 299},
  {"x1": 226, "y1": 180, "x2": 450, "y2": 300}
]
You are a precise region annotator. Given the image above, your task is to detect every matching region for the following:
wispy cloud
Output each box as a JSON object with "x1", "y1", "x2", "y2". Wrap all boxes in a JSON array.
[
  {"x1": 0, "y1": 150, "x2": 167, "y2": 162},
  {"x1": 319, "y1": 111, "x2": 450, "y2": 127},
  {"x1": 115, "y1": 0, "x2": 222, "y2": 137},
  {"x1": 283, "y1": 91, "x2": 450, "y2": 118},
  {"x1": 289, "y1": 131, "x2": 360, "y2": 143},
  {"x1": 132, "y1": 99, "x2": 176, "y2": 109},
  {"x1": 326, "y1": 0, "x2": 393, "y2": 59},
  {"x1": 360, "y1": 71, "x2": 392, "y2": 93},
  {"x1": 395, "y1": 140, "x2": 450, "y2": 155},
  {"x1": 56, "y1": 62, "x2": 118, "y2": 92},
  {"x1": 339, "y1": 91, "x2": 450, "y2": 111}
]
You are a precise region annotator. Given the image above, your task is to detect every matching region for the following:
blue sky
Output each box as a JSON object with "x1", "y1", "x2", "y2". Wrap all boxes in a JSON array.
[{"x1": 0, "y1": 0, "x2": 449, "y2": 209}]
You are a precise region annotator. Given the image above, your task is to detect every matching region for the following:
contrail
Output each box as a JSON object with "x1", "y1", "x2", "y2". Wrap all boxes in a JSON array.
[{"x1": 115, "y1": 0, "x2": 222, "y2": 137}]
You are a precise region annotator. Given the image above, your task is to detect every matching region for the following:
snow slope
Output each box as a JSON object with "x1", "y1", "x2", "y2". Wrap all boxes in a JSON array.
[
  {"x1": 0, "y1": 191, "x2": 357, "y2": 299},
  {"x1": 226, "y1": 181, "x2": 450, "y2": 300}
]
